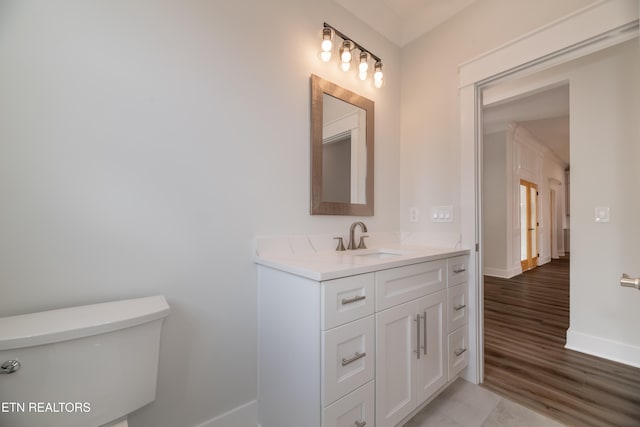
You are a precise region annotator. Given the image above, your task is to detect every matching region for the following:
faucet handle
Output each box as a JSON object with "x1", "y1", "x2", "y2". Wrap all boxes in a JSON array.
[
  {"x1": 334, "y1": 237, "x2": 346, "y2": 251},
  {"x1": 357, "y1": 235, "x2": 368, "y2": 249}
]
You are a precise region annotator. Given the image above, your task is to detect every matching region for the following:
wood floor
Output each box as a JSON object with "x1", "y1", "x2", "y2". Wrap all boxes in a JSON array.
[{"x1": 483, "y1": 256, "x2": 640, "y2": 426}]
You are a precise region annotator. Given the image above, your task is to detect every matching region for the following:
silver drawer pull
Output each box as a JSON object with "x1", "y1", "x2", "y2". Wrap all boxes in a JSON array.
[
  {"x1": 342, "y1": 352, "x2": 366, "y2": 366},
  {"x1": 454, "y1": 348, "x2": 467, "y2": 357},
  {"x1": 454, "y1": 304, "x2": 466, "y2": 311},
  {"x1": 342, "y1": 295, "x2": 366, "y2": 305},
  {"x1": 1, "y1": 360, "x2": 20, "y2": 375},
  {"x1": 355, "y1": 421, "x2": 366, "y2": 427},
  {"x1": 453, "y1": 266, "x2": 466, "y2": 274}
]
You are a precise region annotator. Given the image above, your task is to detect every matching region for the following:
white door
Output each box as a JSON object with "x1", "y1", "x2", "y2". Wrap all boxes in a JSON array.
[
  {"x1": 415, "y1": 291, "x2": 447, "y2": 402},
  {"x1": 375, "y1": 301, "x2": 417, "y2": 427}
]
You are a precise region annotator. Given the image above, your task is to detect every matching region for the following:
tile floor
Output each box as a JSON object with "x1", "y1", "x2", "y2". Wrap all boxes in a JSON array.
[{"x1": 403, "y1": 379, "x2": 565, "y2": 427}]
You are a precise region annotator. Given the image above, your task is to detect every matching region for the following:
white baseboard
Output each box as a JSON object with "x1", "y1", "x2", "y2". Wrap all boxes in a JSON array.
[
  {"x1": 566, "y1": 329, "x2": 640, "y2": 369},
  {"x1": 195, "y1": 400, "x2": 258, "y2": 427},
  {"x1": 483, "y1": 266, "x2": 522, "y2": 279},
  {"x1": 538, "y1": 256, "x2": 551, "y2": 266}
]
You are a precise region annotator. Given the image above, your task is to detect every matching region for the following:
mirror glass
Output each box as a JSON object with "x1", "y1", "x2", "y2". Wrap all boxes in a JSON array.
[{"x1": 310, "y1": 75, "x2": 374, "y2": 215}]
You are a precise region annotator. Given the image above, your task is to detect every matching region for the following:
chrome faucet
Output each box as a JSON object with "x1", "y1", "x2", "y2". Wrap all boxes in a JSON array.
[{"x1": 347, "y1": 221, "x2": 368, "y2": 250}]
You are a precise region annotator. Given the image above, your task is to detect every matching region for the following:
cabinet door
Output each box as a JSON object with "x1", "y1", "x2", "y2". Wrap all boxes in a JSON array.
[
  {"x1": 415, "y1": 291, "x2": 447, "y2": 403},
  {"x1": 375, "y1": 301, "x2": 417, "y2": 427}
]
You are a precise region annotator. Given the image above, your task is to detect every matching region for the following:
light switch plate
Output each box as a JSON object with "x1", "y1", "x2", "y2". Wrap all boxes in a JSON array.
[
  {"x1": 595, "y1": 206, "x2": 610, "y2": 223},
  {"x1": 431, "y1": 205, "x2": 453, "y2": 222}
]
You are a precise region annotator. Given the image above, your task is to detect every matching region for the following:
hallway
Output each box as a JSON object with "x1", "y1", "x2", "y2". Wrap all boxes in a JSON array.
[{"x1": 483, "y1": 258, "x2": 640, "y2": 426}]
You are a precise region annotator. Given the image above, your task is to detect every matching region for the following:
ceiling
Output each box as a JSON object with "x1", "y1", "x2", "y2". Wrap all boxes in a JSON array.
[
  {"x1": 334, "y1": 0, "x2": 479, "y2": 46},
  {"x1": 483, "y1": 84, "x2": 570, "y2": 165}
]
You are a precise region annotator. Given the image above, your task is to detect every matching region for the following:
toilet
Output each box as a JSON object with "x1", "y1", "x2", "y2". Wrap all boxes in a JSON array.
[{"x1": 0, "y1": 295, "x2": 170, "y2": 427}]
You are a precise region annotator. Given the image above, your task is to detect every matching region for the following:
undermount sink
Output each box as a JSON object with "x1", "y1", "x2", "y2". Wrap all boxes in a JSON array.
[{"x1": 353, "y1": 249, "x2": 406, "y2": 259}]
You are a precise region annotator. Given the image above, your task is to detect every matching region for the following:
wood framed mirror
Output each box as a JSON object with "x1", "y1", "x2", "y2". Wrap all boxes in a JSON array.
[{"x1": 310, "y1": 74, "x2": 374, "y2": 216}]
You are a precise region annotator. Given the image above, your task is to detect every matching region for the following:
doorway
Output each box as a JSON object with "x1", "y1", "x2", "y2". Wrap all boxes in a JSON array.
[{"x1": 459, "y1": 6, "x2": 638, "y2": 389}]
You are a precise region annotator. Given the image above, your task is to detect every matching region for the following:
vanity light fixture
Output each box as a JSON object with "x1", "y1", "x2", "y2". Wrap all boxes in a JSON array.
[{"x1": 319, "y1": 23, "x2": 384, "y2": 88}]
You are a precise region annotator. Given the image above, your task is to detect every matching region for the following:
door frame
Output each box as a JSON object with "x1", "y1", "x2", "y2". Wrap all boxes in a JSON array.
[{"x1": 458, "y1": 0, "x2": 639, "y2": 384}]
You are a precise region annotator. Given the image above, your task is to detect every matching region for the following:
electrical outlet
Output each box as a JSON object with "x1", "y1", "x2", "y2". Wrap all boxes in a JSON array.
[
  {"x1": 595, "y1": 206, "x2": 610, "y2": 223},
  {"x1": 409, "y1": 207, "x2": 419, "y2": 222}
]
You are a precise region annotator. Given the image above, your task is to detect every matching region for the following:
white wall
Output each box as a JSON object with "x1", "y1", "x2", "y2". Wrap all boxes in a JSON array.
[
  {"x1": 400, "y1": 0, "x2": 594, "y2": 234},
  {"x1": 0, "y1": 1, "x2": 400, "y2": 426}
]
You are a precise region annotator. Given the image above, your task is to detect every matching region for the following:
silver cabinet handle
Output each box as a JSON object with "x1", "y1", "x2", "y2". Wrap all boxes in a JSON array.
[
  {"x1": 454, "y1": 348, "x2": 467, "y2": 357},
  {"x1": 341, "y1": 295, "x2": 366, "y2": 305},
  {"x1": 454, "y1": 304, "x2": 466, "y2": 311},
  {"x1": 1, "y1": 360, "x2": 20, "y2": 375},
  {"x1": 414, "y1": 314, "x2": 421, "y2": 359},
  {"x1": 355, "y1": 421, "x2": 366, "y2": 427},
  {"x1": 453, "y1": 266, "x2": 466, "y2": 273},
  {"x1": 342, "y1": 352, "x2": 366, "y2": 366},
  {"x1": 620, "y1": 274, "x2": 640, "y2": 290},
  {"x1": 423, "y1": 311, "x2": 428, "y2": 356}
]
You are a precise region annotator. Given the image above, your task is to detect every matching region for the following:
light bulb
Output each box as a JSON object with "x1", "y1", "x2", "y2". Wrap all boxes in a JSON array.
[
  {"x1": 340, "y1": 41, "x2": 352, "y2": 63},
  {"x1": 359, "y1": 52, "x2": 369, "y2": 73},
  {"x1": 373, "y1": 61, "x2": 384, "y2": 88},
  {"x1": 359, "y1": 70, "x2": 368, "y2": 81},
  {"x1": 320, "y1": 50, "x2": 332, "y2": 62},
  {"x1": 341, "y1": 61, "x2": 351, "y2": 72},
  {"x1": 321, "y1": 28, "x2": 333, "y2": 52}
]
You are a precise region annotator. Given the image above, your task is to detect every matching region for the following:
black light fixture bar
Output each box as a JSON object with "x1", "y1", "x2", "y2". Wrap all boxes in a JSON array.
[{"x1": 323, "y1": 22, "x2": 382, "y2": 63}]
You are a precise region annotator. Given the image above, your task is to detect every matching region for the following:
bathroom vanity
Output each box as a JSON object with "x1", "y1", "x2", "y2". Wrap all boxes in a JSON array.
[{"x1": 256, "y1": 241, "x2": 469, "y2": 427}]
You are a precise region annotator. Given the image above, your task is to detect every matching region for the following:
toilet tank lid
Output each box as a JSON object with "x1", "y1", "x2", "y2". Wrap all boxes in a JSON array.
[{"x1": 0, "y1": 296, "x2": 170, "y2": 351}]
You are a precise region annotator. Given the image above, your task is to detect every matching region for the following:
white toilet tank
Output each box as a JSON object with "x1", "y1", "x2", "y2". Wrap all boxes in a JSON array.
[{"x1": 0, "y1": 296, "x2": 170, "y2": 427}]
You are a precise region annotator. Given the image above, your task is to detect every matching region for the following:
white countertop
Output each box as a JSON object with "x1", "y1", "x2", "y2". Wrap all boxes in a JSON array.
[{"x1": 255, "y1": 243, "x2": 469, "y2": 281}]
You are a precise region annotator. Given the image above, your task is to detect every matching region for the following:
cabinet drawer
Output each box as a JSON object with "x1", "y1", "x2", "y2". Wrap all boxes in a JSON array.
[
  {"x1": 447, "y1": 283, "x2": 468, "y2": 333},
  {"x1": 322, "y1": 316, "x2": 375, "y2": 406},
  {"x1": 322, "y1": 273, "x2": 375, "y2": 330},
  {"x1": 448, "y1": 327, "x2": 469, "y2": 380},
  {"x1": 322, "y1": 381, "x2": 374, "y2": 427},
  {"x1": 375, "y1": 260, "x2": 446, "y2": 311},
  {"x1": 447, "y1": 256, "x2": 468, "y2": 286}
]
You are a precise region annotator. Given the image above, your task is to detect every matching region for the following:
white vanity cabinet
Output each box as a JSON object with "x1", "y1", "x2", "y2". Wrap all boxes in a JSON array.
[{"x1": 257, "y1": 250, "x2": 469, "y2": 427}]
